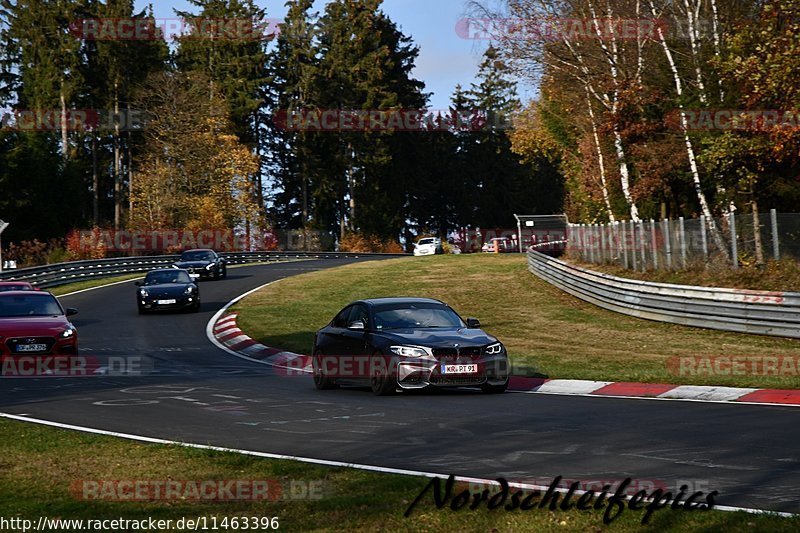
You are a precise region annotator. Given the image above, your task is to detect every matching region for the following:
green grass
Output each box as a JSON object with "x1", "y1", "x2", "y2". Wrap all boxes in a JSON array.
[
  {"x1": 0, "y1": 417, "x2": 796, "y2": 532},
  {"x1": 234, "y1": 255, "x2": 800, "y2": 389}
]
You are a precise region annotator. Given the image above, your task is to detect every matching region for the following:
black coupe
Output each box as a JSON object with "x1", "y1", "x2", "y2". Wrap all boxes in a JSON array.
[
  {"x1": 172, "y1": 249, "x2": 227, "y2": 280},
  {"x1": 312, "y1": 297, "x2": 510, "y2": 395},
  {"x1": 136, "y1": 269, "x2": 200, "y2": 314}
]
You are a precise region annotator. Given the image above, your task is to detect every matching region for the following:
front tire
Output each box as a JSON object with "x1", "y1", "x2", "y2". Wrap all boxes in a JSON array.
[
  {"x1": 481, "y1": 380, "x2": 508, "y2": 394},
  {"x1": 370, "y1": 353, "x2": 397, "y2": 396},
  {"x1": 313, "y1": 352, "x2": 336, "y2": 390}
]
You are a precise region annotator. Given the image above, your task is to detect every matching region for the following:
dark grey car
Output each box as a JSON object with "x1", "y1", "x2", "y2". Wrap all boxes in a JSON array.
[{"x1": 312, "y1": 297, "x2": 510, "y2": 395}]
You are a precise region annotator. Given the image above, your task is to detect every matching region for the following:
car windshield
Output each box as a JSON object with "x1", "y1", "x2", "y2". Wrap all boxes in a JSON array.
[
  {"x1": 0, "y1": 294, "x2": 63, "y2": 317},
  {"x1": 373, "y1": 303, "x2": 465, "y2": 330},
  {"x1": 181, "y1": 251, "x2": 214, "y2": 261},
  {"x1": 144, "y1": 271, "x2": 191, "y2": 285},
  {"x1": 417, "y1": 239, "x2": 435, "y2": 245}
]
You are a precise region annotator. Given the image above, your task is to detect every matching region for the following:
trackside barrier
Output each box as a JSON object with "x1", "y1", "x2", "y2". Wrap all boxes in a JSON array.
[
  {"x1": 0, "y1": 251, "x2": 408, "y2": 289},
  {"x1": 527, "y1": 248, "x2": 800, "y2": 338}
]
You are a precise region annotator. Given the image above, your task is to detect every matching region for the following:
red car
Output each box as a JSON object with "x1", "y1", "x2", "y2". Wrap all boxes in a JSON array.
[
  {"x1": 0, "y1": 281, "x2": 39, "y2": 291},
  {"x1": 0, "y1": 291, "x2": 79, "y2": 357}
]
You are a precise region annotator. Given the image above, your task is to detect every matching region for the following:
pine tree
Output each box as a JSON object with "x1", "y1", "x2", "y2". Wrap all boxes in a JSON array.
[
  {"x1": 174, "y1": 0, "x2": 270, "y2": 219},
  {"x1": 315, "y1": 0, "x2": 426, "y2": 239}
]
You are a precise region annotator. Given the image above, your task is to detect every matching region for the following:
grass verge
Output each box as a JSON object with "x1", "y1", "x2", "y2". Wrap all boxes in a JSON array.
[
  {"x1": 0, "y1": 417, "x2": 796, "y2": 532},
  {"x1": 234, "y1": 255, "x2": 800, "y2": 389},
  {"x1": 574, "y1": 257, "x2": 800, "y2": 292},
  {"x1": 49, "y1": 274, "x2": 144, "y2": 296}
]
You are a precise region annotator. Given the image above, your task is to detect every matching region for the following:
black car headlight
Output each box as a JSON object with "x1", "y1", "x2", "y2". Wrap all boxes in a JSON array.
[
  {"x1": 184, "y1": 286, "x2": 196, "y2": 295},
  {"x1": 389, "y1": 345, "x2": 433, "y2": 358},
  {"x1": 139, "y1": 288, "x2": 149, "y2": 298},
  {"x1": 59, "y1": 326, "x2": 76, "y2": 339},
  {"x1": 205, "y1": 263, "x2": 214, "y2": 270},
  {"x1": 486, "y1": 342, "x2": 505, "y2": 355}
]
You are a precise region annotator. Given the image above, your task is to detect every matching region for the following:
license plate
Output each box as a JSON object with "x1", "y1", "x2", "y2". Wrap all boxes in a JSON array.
[
  {"x1": 189, "y1": 274, "x2": 200, "y2": 279},
  {"x1": 441, "y1": 364, "x2": 478, "y2": 374},
  {"x1": 17, "y1": 344, "x2": 47, "y2": 352},
  {"x1": 157, "y1": 299, "x2": 177, "y2": 305}
]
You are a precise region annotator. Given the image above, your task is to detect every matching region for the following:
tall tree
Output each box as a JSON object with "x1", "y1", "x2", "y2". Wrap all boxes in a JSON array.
[
  {"x1": 174, "y1": 0, "x2": 271, "y2": 211},
  {"x1": 84, "y1": 1, "x2": 167, "y2": 228},
  {"x1": 315, "y1": 0, "x2": 426, "y2": 239}
]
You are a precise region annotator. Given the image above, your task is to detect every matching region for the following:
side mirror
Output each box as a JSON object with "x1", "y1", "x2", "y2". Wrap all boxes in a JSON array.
[
  {"x1": 66, "y1": 308, "x2": 78, "y2": 316},
  {"x1": 348, "y1": 320, "x2": 366, "y2": 331},
  {"x1": 466, "y1": 317, "x2": 481, "y2": 329}
]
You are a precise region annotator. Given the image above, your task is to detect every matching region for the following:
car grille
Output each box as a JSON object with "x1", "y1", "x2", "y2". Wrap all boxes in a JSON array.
[
  {"x1": 6, "y1": 336, "x2": 56, "y2": 354},
  {"x1": 432, "y1": 346, "x2": 482, "y2": 361}
]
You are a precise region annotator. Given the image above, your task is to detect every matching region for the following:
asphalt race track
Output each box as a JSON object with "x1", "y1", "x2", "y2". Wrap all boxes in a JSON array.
[{"x1": 1, "y1": 258, "x2": 798, "y2": 514}]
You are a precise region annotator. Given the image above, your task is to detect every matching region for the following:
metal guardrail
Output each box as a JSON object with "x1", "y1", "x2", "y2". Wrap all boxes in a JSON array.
[
  {"x1": 527, "y1": 248, "x2": 800, "y2": 338},
  {"x1": 0, "y1": 251, "x2": 408, "y2": 289}
]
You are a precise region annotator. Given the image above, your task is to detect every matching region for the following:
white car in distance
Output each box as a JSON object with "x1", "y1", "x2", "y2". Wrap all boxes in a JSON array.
[{"x1": 413, "y1": 237, "x2": 442, "y2": 256}]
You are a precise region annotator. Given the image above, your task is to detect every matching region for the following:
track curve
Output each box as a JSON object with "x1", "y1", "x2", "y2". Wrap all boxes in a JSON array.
[{"x1": 1, "y1": 258, "x2": 799, "y2": 514}]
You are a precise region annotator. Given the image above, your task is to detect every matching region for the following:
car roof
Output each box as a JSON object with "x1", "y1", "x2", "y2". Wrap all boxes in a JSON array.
[
  {"x1": 147, "y1": 268, "x2": 189, "y2": 274},
  {"x1": 182, "y1": 248, "x2": 214, "y2": 253},
  {"x1": 0, "y1": 290, "x2": 53, "y2": 297},
  {"x1": 356, "y1": 297, "x2": 446, "y2": 307},
  {"x1": 0, "y1": 281, "x2": 33, "y2": 286}
]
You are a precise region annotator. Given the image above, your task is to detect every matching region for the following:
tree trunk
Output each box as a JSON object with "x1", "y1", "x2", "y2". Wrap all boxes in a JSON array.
[
  {"x1": 649, "y1": 0, "x2": 729, "y2": 260},
  {"x1": 59, "y1": 85, "x2": 68, "y2": 161},
  {"x1": 585, "y1": 88, "x2": 615, "y2": 223},
  {"x1": 347, "y1": 141, "x2": 355, "y2": 231},
  {"x1": 113, "y1": 82, "x2": 121, "y2": 230},
  {"x1": 92, "y1": 134, "x2": 99, "y2": 225}
]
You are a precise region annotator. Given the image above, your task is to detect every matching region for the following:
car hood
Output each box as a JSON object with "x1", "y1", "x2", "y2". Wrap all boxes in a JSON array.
[
  {"x1": 372, "y1": 328, "x2": 497, "y2": 348},
  {"x1": 0, "y1": 316, "x2": 71, "y2": 337},
  {"x1": 173, "y1": 261, "x2": 212, "y2": 268},
  {"x1": 138, "y1": 284, "x2": 191, "y2": 296}
]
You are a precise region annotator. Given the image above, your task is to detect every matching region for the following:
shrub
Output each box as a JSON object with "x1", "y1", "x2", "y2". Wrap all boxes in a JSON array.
[
  {"x1": 339, "y1": 232, "x2": 404, "y2": 253},
  {"x1": 4, "y1": 238, "x2": 67, "y2": 267}
]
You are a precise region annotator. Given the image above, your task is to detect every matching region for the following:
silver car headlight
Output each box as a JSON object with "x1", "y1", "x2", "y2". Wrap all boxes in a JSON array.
[
  {"x1": 59, "y1": 326, "x2": 76, "y2": 339},
  {"x1": 390, "y1": 345, "x2": 433, "y2": 358},
  {"x1": 486, "y1": 342, "x2": 505, "y2": 355}
]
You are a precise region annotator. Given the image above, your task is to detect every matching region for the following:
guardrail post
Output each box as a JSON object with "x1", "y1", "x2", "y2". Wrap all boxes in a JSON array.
[
  {"x1": 639, "y1": 220, "x2": 646, "y2": 271},
  {"x1": 650, "y1": 219, "x2": 658, "y2": 269},
  {"x1": 663, "y1": 218, "x2": 672, "y2": 269},
  {"x1": 771, "y1": 209, "x2": 780, "y2": 261},
  {"x1": 600, "y1": 223, "x2": 606, "y2": 263},
  {"x1": 679, "y1": 217, "x2": 687, "y2": 268},
  {"x1": 700, "y1": 215, "x2": 708, "y2": 259},
  {"x1": 729, "y1": 212, "x2": 739, "y2": 270},
  {"x1": 621, "y1": 222, "x2": 628, "y2": 269}
]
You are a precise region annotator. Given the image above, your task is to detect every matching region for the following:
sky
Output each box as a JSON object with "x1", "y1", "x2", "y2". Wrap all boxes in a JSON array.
[{"x1": 134, "y1": 0, "x2": 521, "y2": 109}]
